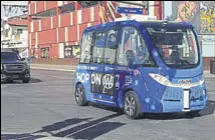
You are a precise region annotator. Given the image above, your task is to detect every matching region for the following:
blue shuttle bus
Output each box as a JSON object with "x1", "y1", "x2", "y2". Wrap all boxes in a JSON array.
[{"x1": 74, "y1": 20, "x2": 208, "y2": 119}]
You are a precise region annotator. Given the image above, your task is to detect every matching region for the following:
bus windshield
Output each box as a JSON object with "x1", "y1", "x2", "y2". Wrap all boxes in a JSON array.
[{"x1": 147, "y1": 27, "x2": 199, "y2": 69}]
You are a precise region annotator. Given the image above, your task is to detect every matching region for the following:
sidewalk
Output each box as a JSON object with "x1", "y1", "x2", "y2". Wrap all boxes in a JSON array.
[
  {"x1": 30, "y1": 64, "x2": 215, "y2": 78},
  {"x1": 31, "y1": 64, "x2": 76, "y2": 72}
]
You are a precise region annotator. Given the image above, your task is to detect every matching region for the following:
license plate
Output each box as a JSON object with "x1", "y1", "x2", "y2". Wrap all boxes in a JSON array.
[{"x1": 184, "y1": 90, "x2": 190, "y2": 109}]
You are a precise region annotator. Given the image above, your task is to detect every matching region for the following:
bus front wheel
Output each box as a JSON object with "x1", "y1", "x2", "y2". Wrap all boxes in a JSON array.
[
  {"x1": 74, "y1": 84, "x2": 88, "y2": 106},
  {"x1": 124, "y1": 91, "x2": 141, "y2": 119}
]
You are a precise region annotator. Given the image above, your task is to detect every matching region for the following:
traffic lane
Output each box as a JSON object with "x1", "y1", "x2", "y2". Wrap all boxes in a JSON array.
[{"x1": 1, "y1": 69, "x2": 215, "y2": 140}]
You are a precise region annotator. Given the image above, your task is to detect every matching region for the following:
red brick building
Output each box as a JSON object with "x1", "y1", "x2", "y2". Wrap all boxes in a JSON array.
[{"x1": 28, "y1": 1, "x2": 163, "y2": 64}]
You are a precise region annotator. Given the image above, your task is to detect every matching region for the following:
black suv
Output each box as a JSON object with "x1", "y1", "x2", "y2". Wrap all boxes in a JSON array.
[{"x1": 1, "y1": 49, "x2": 30, "y2": 83}]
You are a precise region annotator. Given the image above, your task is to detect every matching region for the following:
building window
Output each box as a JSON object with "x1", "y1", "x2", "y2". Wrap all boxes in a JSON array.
[
  {"x1": 64, "y1": 46, "x2": 73, "y2": 58},
  {"x1": 5, "y1": 29, "x2": 9, "y2": 37},
  {"x1": 41, "y1": 47, "x2": 49, "y2": 58},
  {"x1": 78, "y1": 1, "x2": 98, "y2": 9},
  {"x1": 34, "y1": 8, "x2": 56, "y2": 18},
  {"x1": 60, "y1": 3, "x2": 75, "y2": 14},
  {"x1": 17, "y1": 29, "x2": 23, "y2": 34},
  {"x1": 64, "y1": 45, "x2": 80, "y2": 58},
  {"x1": 72, "y1": 45, "x2": 80, "y2": 58}
]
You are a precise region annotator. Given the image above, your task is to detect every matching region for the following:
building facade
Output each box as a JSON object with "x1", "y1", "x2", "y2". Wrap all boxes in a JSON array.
[
  {"x1": 28, "y1": 1, "x2": 163, "y2": 64},
  {"x1": 1, "y1": 15, "x2": 28, "y2": 57}
]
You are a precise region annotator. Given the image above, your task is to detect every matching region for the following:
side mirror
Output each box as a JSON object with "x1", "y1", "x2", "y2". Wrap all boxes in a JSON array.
[{"x1": 21, "y1": 58, "x2": 26, "y2": 61}]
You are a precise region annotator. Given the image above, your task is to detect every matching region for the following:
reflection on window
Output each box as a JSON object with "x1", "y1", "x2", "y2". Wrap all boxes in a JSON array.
[
  {"x1": 80, "y1": 32, "x2": 93, "y2": 63},
  {"x1": 117, "y1": 26, "x2": 154, "y2": 66},
  {"x1": 104, "y1": 29, "x2": 118, "y2": 64},
  {"x1": 147, "y1": 27, "x2": 199, "y2": 69},
  {"x1": 92, "y1": 32, "x2": 106, "y2": 64}
]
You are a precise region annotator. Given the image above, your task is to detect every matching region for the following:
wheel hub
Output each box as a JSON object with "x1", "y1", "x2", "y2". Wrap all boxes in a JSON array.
[{"x1": 125, "y1": 96, "x2": 136, "y2": 116}]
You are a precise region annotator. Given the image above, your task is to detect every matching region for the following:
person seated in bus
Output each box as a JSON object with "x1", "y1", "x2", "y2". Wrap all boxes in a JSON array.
[
  {"x1": 170, "y1": 45, "x2": 180, "y2": 64},
  {"x1": 126, "y1": 50, "x2": 135, "y2": 65}
]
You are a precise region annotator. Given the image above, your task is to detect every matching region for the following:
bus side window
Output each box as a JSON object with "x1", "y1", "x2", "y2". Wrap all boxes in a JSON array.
[
  {"x1": 80, "y1": 32, "x2": 93, "y2": 63},
  {"x1": 104, "y1": 29, "x2": 118, "y2": 64},
  {"x1": 117, "y1": 26, "x2": 155, "y2": 66},
  {"x1": 92, "y1": 32, "x2": 106, "y2": 64},
  {"x1": 117, "y1": 27, "x2": 137, "y2": 66}
]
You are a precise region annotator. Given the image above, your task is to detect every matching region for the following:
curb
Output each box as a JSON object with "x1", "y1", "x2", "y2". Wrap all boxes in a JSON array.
[{"x1": 31, "y1": 66, "x2": 215, "y2": 77}]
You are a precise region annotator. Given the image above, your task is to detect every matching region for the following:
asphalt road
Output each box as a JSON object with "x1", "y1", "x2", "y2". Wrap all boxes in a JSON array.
[{"x1": 1, "y1": 69, "x2": 215, "y2": 140}]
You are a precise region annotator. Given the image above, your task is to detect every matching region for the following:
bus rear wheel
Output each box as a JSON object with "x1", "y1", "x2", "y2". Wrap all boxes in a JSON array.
[
  {"x1": 74, "y1": 84, "x2": 88, "y2": 106},
  {"x1": 124, "y1": 91, "x2": 141, "y2": 119}
]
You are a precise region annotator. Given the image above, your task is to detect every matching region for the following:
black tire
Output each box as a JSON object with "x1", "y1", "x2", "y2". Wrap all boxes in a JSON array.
[
  {"x1": 124, "y1": 91, "x2": 141, "y2": 119},
  {"x1": 23, "y1": 78, "x2": 30, "y2": 83},
  {"x1": 185, "y1": 110, "x2": 201, "y2": 116},
  {"x1": 74, "y1": 84, "x2": 88, "y2": 106}
]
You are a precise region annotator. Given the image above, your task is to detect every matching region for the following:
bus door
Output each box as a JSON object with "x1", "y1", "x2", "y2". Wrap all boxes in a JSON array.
[
  {"x1": 90, "y1": 29, "x2": 119, "y2": 106},
  {"x1": 115, "y1": 26, "x2": 157, "y2": 108}
]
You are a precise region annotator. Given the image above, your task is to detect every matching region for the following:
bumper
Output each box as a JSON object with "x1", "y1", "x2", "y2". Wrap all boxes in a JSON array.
[
  {"x1": 1, "y1": 70, "x2": 30, "y2": 81},
  {"x1": 141, "y1": 84, "x2": 208, "y2": 113},
  {"x1": 161, "y1": 94, "x2": 208, "y2": 113},
  {"x1": 161, "y1": 86, "x2": 208, "y2": 113}
]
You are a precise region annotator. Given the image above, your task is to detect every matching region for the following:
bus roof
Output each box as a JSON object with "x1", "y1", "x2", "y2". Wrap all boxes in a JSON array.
[{"x1": 84, "y1": 20, "x2": 193, "y2": 33}]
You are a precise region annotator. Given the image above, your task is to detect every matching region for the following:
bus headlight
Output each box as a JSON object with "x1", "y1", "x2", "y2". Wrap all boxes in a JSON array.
[
  {"x1": 149, "y1": 73, "x2": 171, "y2": 86},
  {"x1": 199, "y1": 77, "x2": 205, "y2": 85},
  {"x1": 1, "y1": 64, "x2": 3, "y2": 70}
]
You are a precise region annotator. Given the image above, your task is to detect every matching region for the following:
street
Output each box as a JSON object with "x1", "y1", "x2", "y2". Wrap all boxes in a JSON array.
[{"x1": 1, "y1": 69, "x2": 215, "y2": 140}]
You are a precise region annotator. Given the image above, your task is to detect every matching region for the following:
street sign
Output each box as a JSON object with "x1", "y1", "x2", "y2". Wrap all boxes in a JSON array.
[{"x1": 117, "y1": 7, "x2": 143, "y2": 15}]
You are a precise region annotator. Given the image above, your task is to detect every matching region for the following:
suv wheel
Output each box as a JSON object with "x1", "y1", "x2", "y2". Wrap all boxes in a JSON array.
[
  {"x1": 124, "y1": 91, "x2": 141, "y2": 119},
  {"x1": 23, "y1": 78, "x2": 30, "y2": 83}
]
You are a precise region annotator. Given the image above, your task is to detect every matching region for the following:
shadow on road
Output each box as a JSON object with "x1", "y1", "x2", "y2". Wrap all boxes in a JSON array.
[
  {"x1": 90, "y1": 103, "x2": 124, "y2": 114},
  {"x1": 1, "y1": 113, "x2": 124, "y2": 140},
  {"x1": 1, "y1": 78, "x2": 43, "y2": 84},
  {"x1": 1, "y1": 133, "x2": 45, "y2": 140},
  {"x1": 139, "y1": 100, "x2": 215, "y2": 120}
]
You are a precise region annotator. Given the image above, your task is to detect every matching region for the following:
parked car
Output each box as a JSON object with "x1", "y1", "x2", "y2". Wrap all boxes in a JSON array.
[{"x1": 1, "y1": 48, "x2": 30, "y2": 83}]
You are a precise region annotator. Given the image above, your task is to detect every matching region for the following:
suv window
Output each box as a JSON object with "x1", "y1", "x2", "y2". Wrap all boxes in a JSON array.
[{"x1": 1, "y1": 52, "x2": 20, "y2": 61}]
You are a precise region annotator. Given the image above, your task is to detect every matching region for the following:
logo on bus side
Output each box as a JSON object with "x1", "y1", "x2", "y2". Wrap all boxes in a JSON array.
[
  {"x1": 90, "y1": 73, "x2": 115, "y2": 94},
  {"x1": 102, "y1": 74, "x2": 114, "y2": 89},
  {"x1": 91, "y1": 73, "x2": 102, "y2": 85},
  {"x1": 76, "y1": 73, "x2": 90, "y2": 83}
]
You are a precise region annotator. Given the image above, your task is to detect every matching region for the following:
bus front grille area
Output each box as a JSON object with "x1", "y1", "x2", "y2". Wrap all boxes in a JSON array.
[{"x1": 161, "y1": 86, "x2": 205, "y2": 112}]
